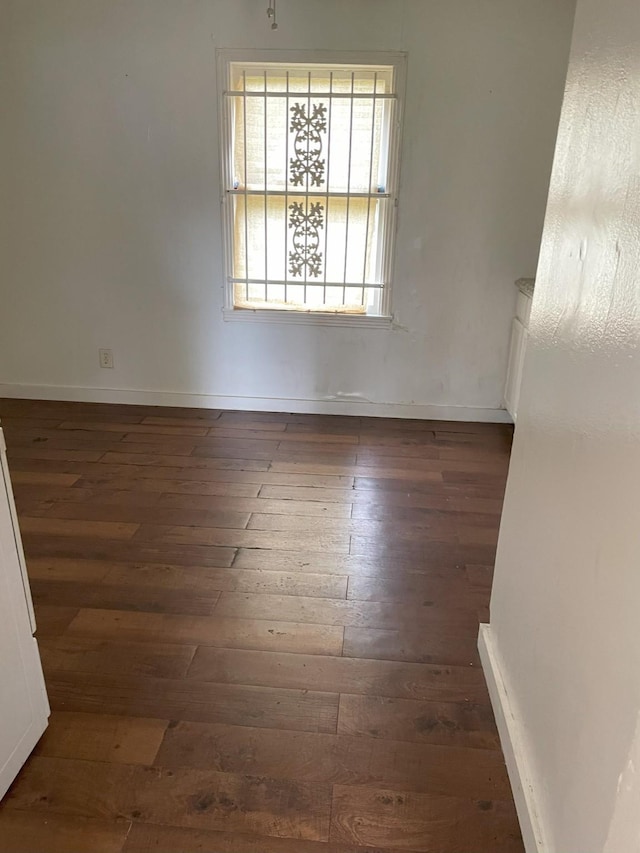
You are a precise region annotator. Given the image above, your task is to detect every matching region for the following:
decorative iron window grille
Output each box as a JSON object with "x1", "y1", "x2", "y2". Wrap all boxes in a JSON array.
[{"x1": 219, "y1": 54, "x2": 405, "y2": 316}]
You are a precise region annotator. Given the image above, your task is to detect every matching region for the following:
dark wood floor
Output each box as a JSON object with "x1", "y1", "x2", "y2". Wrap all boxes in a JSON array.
[{"x1": 0, "y1": 398, "x2": 521, "y2": 853}]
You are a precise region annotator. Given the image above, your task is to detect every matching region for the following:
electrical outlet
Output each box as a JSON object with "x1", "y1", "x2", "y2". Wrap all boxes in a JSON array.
[{"x1": 99, "y1": 348, "x2": 114, "y2": 369}]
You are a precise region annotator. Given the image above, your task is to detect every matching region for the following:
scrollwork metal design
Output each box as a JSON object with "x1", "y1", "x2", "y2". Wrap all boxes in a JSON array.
[
  {"x1": 287, "y1": 102, "x2": 327, "y2": 277},
  {"x1": 288, "y1": 201, "x2": 324, "y2": 278},
  {"x1": 289, "y1": 103, "x2": 327, "y2": 188}
]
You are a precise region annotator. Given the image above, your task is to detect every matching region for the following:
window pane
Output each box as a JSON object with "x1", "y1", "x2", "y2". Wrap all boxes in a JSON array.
[
  {"x1": 232, "y1": 88, "x2": 387, "y2": 194},
  {"x1": 234, "y1": 195, "x2": 383, "y2": 286},
  {"x1": 225, "y1": 60, "x2": 399, "y2": 315}
]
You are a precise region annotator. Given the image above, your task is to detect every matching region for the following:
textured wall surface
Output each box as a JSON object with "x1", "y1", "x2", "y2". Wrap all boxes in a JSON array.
[{"x1": 489, "y1": 0, "x2": 640, "y2": 848}]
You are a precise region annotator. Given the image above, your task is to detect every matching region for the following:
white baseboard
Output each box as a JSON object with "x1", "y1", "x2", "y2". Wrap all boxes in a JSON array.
[
  {"x1": 0, "y1": 383, "x2": 512, "y2": 423},
  {"x1": 478, "y1": 624, "x2": 546, "y2": 853}
]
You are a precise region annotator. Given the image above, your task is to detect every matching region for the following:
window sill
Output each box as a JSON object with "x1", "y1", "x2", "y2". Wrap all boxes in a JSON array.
[{"x1": 222, "y1": 307, "x2": 393, "y2": 328}]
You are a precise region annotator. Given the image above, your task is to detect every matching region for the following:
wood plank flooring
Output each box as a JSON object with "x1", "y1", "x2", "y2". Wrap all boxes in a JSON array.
[{"x1": 0, "y1": 399, "x2": 521, "y2": 853}]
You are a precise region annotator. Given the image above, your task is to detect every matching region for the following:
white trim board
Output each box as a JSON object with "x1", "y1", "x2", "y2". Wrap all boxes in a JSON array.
[
  {"x1": 0, "y1": 384, "x2": 513, "y2": 423},
  {"x1": 478, "y1": 624, "x2": 547, "y2": 853}
]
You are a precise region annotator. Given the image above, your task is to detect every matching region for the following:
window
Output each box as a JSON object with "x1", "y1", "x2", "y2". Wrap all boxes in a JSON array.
[{"x1": 218, "y1": 50, "x2": 406, "y2": 322}]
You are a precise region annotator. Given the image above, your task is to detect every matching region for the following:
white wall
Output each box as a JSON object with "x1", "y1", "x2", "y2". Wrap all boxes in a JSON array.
[
  {"x1": 0, "y1": 0, "x2": 575, "y2": 418},
  {"x1": 486, "y1": 0, "x2": 640, "y2": 849}
]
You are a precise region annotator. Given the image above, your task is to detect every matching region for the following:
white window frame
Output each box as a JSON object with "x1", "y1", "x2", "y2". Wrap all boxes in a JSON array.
[{"x1": 217, "y1": 49, "x2": 407, "y2": 327}]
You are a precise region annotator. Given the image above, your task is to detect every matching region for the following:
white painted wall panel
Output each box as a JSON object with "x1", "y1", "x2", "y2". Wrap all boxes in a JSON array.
[
  {"x1": 0, "y1": 0, "x2": 575, "y2": 417},
  {"x1": 488, "y1": 0, "x2": 640, "y2": 847}
]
